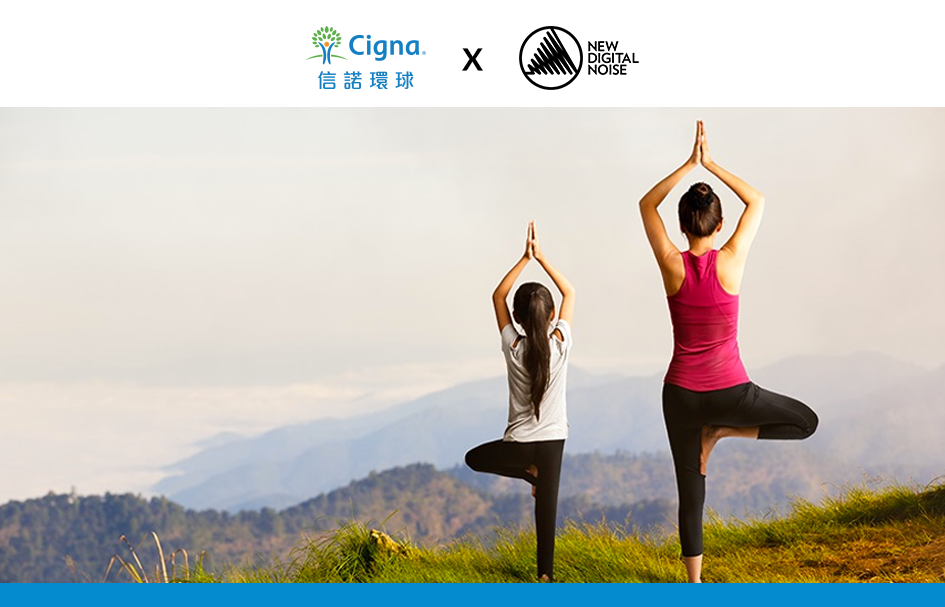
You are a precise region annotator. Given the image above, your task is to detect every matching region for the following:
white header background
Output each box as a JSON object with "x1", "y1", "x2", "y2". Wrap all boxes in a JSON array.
[{"x1": 1, "y1": 0, "x2": 942, "y2": 106}]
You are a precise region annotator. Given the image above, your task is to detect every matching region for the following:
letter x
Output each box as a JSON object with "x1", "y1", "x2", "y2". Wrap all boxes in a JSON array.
[{"x1": 462, "y1": 48, "x2": 482, "y2": 71}]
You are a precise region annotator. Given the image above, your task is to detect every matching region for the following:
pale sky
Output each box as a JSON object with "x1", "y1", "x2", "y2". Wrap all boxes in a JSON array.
[{"x1": 1, "y1": 108, "x2": 943, "y2": 502}]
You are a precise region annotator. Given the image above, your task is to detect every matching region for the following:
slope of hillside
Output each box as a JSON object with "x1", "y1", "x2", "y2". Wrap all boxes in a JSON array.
[
  {"x1": 203, "y1": 480, "x2": 945, "y2": 583},
  {"x1": 5, "y1": 457, "x2": 943, "y2": 583}
]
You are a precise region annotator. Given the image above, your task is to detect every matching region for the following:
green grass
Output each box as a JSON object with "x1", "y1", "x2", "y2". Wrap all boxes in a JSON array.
[{"x1": 132, "y1": 480, "x2": 945, "y2": 583}]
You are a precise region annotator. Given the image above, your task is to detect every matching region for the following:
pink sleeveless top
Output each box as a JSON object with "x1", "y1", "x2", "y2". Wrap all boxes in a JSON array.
[{"x1": 664, "y1": 249, "x2": 750, "y2": 391}]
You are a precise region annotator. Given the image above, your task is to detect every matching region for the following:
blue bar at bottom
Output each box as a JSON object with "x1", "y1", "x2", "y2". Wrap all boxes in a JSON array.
[{"x1": 1, "y1": 581, "x2": 941, "y2": 606}]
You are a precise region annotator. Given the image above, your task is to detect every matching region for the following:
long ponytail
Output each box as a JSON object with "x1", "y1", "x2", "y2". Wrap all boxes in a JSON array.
[{"x1": 513, "y1": 282, "x2": 555, "y2": 421}]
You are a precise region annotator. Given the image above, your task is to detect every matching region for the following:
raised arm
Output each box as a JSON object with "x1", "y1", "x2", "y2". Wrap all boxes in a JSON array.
[
  {"x1": 639, "y1": 121, "x2": 702, "y2": 291},
  {"x1": 529, "y1": 221, "x2": 575, "y2": 326},
  {"x1": 640, "y1": 122, "x2": 703, "y2": 265},
  {"x1": 492, "y1": 225, "x2": 533, "y2": 332},
  {"x1": 701, "y1": 123, "x2": 766, "y2": 261}
]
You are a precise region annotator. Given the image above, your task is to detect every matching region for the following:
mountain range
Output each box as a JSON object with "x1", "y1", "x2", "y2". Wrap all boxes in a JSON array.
[{"x1": 154, "y1": 351, "x2": 941, "y2": 513}]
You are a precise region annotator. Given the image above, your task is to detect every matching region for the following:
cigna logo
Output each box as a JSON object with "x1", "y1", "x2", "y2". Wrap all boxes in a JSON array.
[
  {"x1": 308, "y1": 26, "x2": 424, "y2": 64},
  {"x1": 309, "y1": 27, "x2": 345, "y2": 64}
]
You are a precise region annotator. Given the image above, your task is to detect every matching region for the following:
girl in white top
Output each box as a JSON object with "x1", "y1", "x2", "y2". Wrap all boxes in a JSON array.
[{"x1": 465, "y1": 221, "x2": 575, "y2": 583}]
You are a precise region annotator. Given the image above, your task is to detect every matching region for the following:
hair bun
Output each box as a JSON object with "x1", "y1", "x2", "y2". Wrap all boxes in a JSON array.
[{"x1": 688, "y1": 182, "x2": 714, "y2": 210}]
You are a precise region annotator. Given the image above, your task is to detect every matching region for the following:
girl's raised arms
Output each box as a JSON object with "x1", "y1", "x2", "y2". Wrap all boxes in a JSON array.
[
  {"x1": 529, "y1": 221, "x2": 575, "y2": 327},
  {"x1": 491, "y1": 224, "x2": 532, "y2": 332},
  {"x1": 492, "y1": 221, "x2": 575, "y2": 333}
]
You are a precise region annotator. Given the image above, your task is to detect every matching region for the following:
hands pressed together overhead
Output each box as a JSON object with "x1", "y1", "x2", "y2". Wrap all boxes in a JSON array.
[
  {"x1": 524, "y1": 220, "x2": 544, "y2": 263},
  {"x1": 687, "y1": 120, "x2": 714, "y2": 168}
]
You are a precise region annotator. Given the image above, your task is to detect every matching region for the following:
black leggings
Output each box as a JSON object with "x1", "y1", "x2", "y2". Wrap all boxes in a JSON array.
[
  {"x1": 662, "y1": 381, "x2": 818, "y2": 557},
  {"x1": 464, "y1": 439, "x2": 565, "y2": 580}
]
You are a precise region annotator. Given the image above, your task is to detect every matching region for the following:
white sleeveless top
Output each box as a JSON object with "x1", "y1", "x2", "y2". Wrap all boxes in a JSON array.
[{"x1": 500, "y1": 319, "x2": 571, "y2": 442}]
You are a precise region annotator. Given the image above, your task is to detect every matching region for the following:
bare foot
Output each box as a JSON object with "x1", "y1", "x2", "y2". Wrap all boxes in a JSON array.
[
  {"x1": 700, "y1": 426, "x2": 723, "y2": 475},
  {"x1": 526, "y1": 465, "x2": 538, "y2": 497},
  {"x1": 700, "y1": 425, "x2": 760, "y2": 475}
]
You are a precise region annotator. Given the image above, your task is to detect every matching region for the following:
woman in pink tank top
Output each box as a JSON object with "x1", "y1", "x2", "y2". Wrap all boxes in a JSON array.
[{"x1": 639, "y1": 121, "x2": 818, "y2": 583}]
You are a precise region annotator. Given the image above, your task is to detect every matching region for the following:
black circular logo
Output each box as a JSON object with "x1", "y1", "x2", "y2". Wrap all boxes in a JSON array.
[{"x1": 519, "y1": 26, "x2": 583, "y2": 90}]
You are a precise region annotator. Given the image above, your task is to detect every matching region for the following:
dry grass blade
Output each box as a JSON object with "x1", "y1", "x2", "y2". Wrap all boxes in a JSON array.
[
  {"x1": 171, "y1": 547, "x2": 190, "y2": 581},
  {"x1": 103, "y1": 554, "x2": 144, "y2": 583},
  {"x1": 119, "y1": 534, "x2": 150, "y2": 583},
  {"x1": 152, "y1": 532, "x2": 168, "y2": 583},
  {"x1": 103, "y1": 532, "x2": 177, "y2": 582},
  {"x1": 102, "y1": 555, "x2": 118, "y2": 583}
]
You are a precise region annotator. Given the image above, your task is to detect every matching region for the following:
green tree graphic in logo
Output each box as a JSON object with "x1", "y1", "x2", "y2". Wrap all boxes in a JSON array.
[{"x1": 308, "y1": 27, "x2": 346, "y2": 64}]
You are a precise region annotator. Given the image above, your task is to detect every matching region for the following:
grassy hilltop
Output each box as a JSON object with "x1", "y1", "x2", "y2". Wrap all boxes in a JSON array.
[
  {"x1": 176, "y1": 481, "x2": 945, "y2": 583},
  {"x1": 4, "y1": 463, "x2": 943, "y2": 583}
]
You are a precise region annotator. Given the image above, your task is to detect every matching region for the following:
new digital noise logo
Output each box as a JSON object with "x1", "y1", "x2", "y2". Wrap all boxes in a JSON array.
[
  {"x1": 519, "y1": 26, "x2": 640, "y2": 90},
  {"x1": 519, "y1": 26, "x2": 583, "y2": 90}
]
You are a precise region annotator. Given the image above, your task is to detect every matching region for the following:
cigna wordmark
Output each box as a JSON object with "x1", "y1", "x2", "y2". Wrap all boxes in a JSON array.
[{"x1": 349, "y1": 35, "x2": 424, "y2": 61}]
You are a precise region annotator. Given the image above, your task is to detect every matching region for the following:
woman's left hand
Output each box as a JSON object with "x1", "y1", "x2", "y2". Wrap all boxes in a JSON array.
[
  {"x1": 687, "y1": 120, "x2": 703, "y2": 166},
  {"x1": 523, "y1": 222, "x2": 535, "y2": 260}
]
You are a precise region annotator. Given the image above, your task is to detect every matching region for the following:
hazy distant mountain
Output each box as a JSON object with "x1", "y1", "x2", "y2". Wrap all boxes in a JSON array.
[
  {"x1": 155, "y1": 352, "x2": 931, "y2": 512},
  {"x1": 810, "y1": 362, "x2": 945, "y2": 482},
  {"x1": 749, "y1": 350, "x2": 927, "y2": 411},
  {"x1": 450, "y1": 440, "x2": 909, "y2": 522},
  {"x1": 154, "y1": 377, "x2": 505, "y2": 497},
  {"x1": 154, "y1": 375, "x2": 506, "y2": 510}
]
